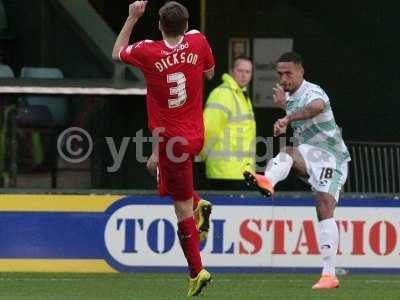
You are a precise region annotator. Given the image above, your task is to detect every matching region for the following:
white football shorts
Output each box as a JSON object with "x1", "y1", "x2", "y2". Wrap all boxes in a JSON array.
[{"x1": 297, "y1": 143, "x2": 348, "y2": 201}]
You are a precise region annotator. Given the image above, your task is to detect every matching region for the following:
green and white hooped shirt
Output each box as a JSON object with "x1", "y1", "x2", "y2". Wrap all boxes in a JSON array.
[{"x1": 286, "y1": 80, "x2": 351, "y2": 163}]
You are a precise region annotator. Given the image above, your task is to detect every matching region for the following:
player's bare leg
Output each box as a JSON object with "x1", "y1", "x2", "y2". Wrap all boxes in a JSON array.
[
  {"x1": 175, "y1": 199, "x2": 211, "y2": 296},
  {"x1": 312, "y1": 192, "x2": 340, "y2": 289},
  {"x1": 174, "y1": 198, "x2": 194, "y2": 222},
  {"x1": 244, "y1": 146, "x2": 304, "y2": 196},
  {"x1": 286, "y1": 146, "x2": 308, "y2": 177}
]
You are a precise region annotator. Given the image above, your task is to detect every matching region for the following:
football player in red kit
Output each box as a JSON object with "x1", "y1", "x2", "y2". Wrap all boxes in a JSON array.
[{"x1": 112, "y1": 1, "x2": 214, "y2": 296}]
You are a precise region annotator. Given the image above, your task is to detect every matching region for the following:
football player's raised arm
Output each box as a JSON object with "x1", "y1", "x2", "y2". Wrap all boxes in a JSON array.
[{"x1": 112, "y1": 1, "x2": 148, "y2": 61}]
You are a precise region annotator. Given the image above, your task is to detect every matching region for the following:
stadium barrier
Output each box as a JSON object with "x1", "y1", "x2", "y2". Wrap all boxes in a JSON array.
[
  {"x1": 0, "y1": 192, "x2": 399, "y2": 274},
  {"x1": 345, "y1": 141, "x2": 400, "y2": 193}
]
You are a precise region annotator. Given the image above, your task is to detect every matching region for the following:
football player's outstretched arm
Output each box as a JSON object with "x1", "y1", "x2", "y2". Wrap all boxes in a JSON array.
[
  {"x1": 287, "y1": 99, "x2": 325, "y2": 122},
  {"x1": 273, "y1": 99, "x2": 325, "y2": 137},
  {"x1": 112, "y1": 1, "x2": 148, "y2": 61}
]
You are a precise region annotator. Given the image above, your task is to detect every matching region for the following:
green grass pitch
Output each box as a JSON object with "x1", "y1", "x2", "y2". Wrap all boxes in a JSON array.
[{"x1": 0, "y1": 273, "x2": 399, "y2": 300}]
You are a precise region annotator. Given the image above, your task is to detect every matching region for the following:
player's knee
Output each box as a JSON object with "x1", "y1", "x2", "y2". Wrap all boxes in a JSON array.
[
  {"x1": 174, "y1": 198, "x2": 194, "y2": 221},
  {"x1": 282, "y1": 146, "x2": 301, "y2": 166},
  {"x1": 283, "y1": 146, "x2": 303, "y2": 165},
  {"x1": 282, "y1": 146, "x2": 307, "y2": 177},
  {"x1": 283, "y1": 146, "x2": 294, "y2": 157}
]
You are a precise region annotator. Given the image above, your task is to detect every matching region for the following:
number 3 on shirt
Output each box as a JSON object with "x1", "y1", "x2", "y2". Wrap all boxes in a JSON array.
[{"x1": 167, "y1": 72, "x2": 187, "y2": 108}]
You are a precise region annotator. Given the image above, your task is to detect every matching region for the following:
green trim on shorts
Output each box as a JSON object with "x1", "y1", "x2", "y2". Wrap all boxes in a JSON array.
[{"x1": 328, "y1": 162, "x2": 342, "y2": 198}]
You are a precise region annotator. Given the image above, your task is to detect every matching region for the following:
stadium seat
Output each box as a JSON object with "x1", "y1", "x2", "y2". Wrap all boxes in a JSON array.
[
  {"x1": 0, "y1": 63, "x2": 13, "y2": 77},
  {"x1": 18, "y1": 67, "x2": 67, "y2": 187},
  {"x1": 20, "y1": 67, "x2": 68, "y2": 126},
  {"x1": 0, "y1": 65, "x2": 55, "y2": 186},
  {"x1": 0, "y1": 64, "x2": 15, "y2": 187}
]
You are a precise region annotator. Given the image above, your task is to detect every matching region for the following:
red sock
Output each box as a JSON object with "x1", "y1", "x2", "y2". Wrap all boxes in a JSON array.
[
  {"x1": 178, "y1": 216, "x2": 203, "y2": 278},
  {"x1": 193, "y1": 191, "x2": 200, "y2": 211}
]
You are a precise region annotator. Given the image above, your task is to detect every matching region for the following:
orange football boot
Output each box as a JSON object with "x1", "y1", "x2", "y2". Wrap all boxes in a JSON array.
[
  {"x1": 243, "y1": 171, "x2": 274, "y2": 197},
  {"x1": 312, "y1": 274, "x2": 340, "y2": 289}
]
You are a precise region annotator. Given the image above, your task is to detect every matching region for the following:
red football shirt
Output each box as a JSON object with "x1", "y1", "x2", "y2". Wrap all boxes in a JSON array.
[{"x1": 119, "y1": 30, "x2": 215, "y2": 144}]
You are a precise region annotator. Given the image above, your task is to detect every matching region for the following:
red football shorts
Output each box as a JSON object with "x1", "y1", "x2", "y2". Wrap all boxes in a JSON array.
[{"x1": 157, "y1": 137, "x2": 203, "y2": 201}]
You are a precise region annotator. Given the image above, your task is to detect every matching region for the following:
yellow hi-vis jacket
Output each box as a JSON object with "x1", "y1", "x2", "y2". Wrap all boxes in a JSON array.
[{"x1": 202, "y1": 73, "x2": 256, "y2": 179}]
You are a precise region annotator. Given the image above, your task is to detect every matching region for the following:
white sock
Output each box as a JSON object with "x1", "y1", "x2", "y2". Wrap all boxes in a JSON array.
[
  {"x1": 318, "y1": 218, "x2": 339, "y2": 276},
  {"x1": 264, "y1": 152, "x2": 293, "y2": 186}
]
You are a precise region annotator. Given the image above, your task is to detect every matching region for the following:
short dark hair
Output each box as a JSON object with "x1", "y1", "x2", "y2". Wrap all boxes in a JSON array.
[
  {"x1": 159, "y1": 1, "x2": 189, "y2": 37},
  {"x1": 277, "y1": 52, "x2": 303, "y2": 65},
  {"x1": 232, "y1": 55, "x2": 252, "y2": 69}
]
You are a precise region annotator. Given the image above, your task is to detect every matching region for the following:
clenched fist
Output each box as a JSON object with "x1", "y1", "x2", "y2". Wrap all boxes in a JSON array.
[{"x1": 129, "y1": 1, "x2": 148, "y2": 20}]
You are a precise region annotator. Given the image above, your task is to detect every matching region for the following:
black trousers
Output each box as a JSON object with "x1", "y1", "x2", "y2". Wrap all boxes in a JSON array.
[{"x1": 207, "y1": 179, "x2": 247, "y2": 191}]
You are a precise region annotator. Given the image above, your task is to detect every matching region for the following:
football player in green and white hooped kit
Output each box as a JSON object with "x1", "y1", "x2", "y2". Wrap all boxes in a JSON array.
[{"x1": 244, "y1": 51, "x2": 350, "y2": 290}]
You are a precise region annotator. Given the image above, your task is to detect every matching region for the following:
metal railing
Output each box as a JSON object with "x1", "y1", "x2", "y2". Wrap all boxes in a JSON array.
[{"x1": 344, "y1": 141, "x2": 400, "y2": 193}]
